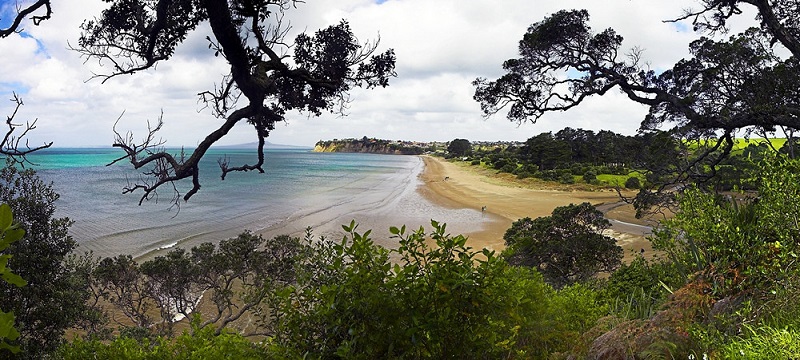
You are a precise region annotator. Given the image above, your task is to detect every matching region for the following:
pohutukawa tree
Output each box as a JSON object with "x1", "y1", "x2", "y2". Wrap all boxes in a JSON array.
[
  {"x1": 74, "y1": 0, "x2": 396, "y2": 205},
  {"x1": 474, "y1": 1, "x2": 800, "y2": 210}
]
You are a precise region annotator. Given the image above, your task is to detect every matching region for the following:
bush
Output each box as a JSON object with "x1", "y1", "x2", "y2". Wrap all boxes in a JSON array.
[
  {"x1": 570, "y1": 164, "x2": 587, "y2": 176},
  {"x1": 624, "y1": 176, "x2": 641, "y2": 189},
  {"x1": 500, "y1": 163, "x2": 516, "y2": 174},
  {"x1": 470, "y1": 159, "x2": 481, "y2": 166},
  {"x1": 582, "y1": 171, "x2": 597, "y2": 183},
  {"x1": 492, "y1": 158, "x2": 508, "y2": 170},
  {"x1": 651, "y1": 153, "x2": 800, "y2": 300},
  {"x1": 536, "y1": 169, "x2": 558, "y2": 182},
  {"x1": 270, "y1": 220, "x2": 575, "y2": 358},
  {"x1": 516, "y1": 171, "x2": 532, "y2": 179},
  {"x1": 558, "y1": 171, "x2": 576, "y2": 184}
]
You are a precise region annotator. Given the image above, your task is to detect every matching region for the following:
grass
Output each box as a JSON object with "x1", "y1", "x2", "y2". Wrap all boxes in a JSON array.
[
  {"x1": 719, "y1": 326, "x2": 800, "y2": 359},
  {"x1": 687, "y1": 138, "x2": 787, "y2": 154},
  {"x1": 596, "y1": 172, "x2": 644, "y2": 187}
]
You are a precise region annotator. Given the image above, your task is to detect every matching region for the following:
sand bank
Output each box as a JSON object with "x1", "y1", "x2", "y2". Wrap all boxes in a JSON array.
[{"x1": 417, "y1": 156, "x2": 657, "y2": 261}]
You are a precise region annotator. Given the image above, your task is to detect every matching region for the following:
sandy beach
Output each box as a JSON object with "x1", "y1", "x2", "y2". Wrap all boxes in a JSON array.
[{"x1": 417, "y1": 156, "x2": 657, "y2": 262}]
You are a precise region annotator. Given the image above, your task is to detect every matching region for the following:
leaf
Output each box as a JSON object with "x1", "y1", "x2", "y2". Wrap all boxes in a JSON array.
[
  {"x1": 0, "y1": 204, "x2": 11, "y2": 231},
  {"x1": 389, "y1": 226, "x2": 400, "y2": 235},
  {"x1": 1, "y1": 228, "x2": 24, "y2": 246},
  {"x1": 0, "y1": 311, "x2": 17, "y2": 340},
  {"x1": 2, "y1": 271, "x2": 26, "y2": 288}
]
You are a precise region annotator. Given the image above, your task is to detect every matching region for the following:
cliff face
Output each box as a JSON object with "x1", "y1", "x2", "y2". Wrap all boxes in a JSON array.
[{"x1": 314, "y1": 139, "x2": 424, "y2": 155}]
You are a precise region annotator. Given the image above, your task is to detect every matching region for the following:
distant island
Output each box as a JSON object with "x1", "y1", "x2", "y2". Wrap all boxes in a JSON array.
[{"x1": 314, "y1": 137, "x2": 439, "y2": 155}]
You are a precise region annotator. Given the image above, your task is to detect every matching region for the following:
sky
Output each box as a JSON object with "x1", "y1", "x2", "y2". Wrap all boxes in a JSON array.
[{"x1": 0, "y1": 0, "x2": 760, "y2": 147}]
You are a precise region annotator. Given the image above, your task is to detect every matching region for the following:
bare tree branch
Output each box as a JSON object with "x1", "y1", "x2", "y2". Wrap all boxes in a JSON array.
[
  {"x1": 0, "y1": 0, "x2": 52, "y2": 38},
  {"x1": 1, "y1": 93, "x2": 53, "y2": 164},
  {"x1": 79, "y1": 0, "x2": 395, "y2": 204}
]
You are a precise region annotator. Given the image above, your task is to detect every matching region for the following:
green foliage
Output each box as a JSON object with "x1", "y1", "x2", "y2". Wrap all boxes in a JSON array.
[
  {"x1": 582, "y1": 170, "x2": 597, "y2": 184},
  {"x1": 447, "y1": 138, "x2": 471, "y2": 157},
  {"x1": 503, "y1": 203, "x2": 622, "y2": 288},
  {"x1": 0, "y1": 165, "x2": 98, "y2": 358},
  {"x1": 625, "y1": 176, "x2": 641, "y2": 189},
  {"x1": 719, "y1": 326, "x2": 800, "y2": 359},
  {"x1": 0, "y1": 203, "x2": 25, "y2": 354},
  {"x1": 63, "y1": 220, "x2": 618, "y2": 358},
  {"x1": 59, "y1": 319, "x2": 269, "y2": 359},
  {"x1": 0, "y1": 204, "x2": 25, "y2": 289},
  {"x1": 604, "y1": 257, "x2": 683, "y2": 303},
  {"x1": 652, "y1": 154, "x2": 800, "y2": 299},
  {"x1": 265, "y1": 220, "x2": 604, "y2": 358}
]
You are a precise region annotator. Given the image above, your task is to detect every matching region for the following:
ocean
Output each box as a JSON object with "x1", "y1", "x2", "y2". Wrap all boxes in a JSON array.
[{"x1": 25, "y1": 148, "x2": 486, "y2": 259}]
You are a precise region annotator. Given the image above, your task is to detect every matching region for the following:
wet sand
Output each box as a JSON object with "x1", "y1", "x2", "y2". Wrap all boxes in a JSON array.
[{"x1": 417, "y1": 156, "x2": 657, "y2": 262}]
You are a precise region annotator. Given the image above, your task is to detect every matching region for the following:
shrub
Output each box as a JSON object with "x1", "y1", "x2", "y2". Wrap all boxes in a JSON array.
[
  {"x1": 558, "y1": 171, "x2": 576, "y2": 184},
  {"x1": 583, "y1": 171, "x2": 597, "y2": 184},
  {"x1": 651, "y1": 153, "x2": 800, "y2": 300},
  {"x1": 470, "y1": 159, "x2": 481, "y2": 166},
  {"x1": 500, "y1": 163, "x2": 516, "y2": 173},
  {"x1": 624, "y1": 176, "x2": 641, "y2": 189},
  {"x1": 271, "y1": 220, "x2": 571, "y2": 358}
]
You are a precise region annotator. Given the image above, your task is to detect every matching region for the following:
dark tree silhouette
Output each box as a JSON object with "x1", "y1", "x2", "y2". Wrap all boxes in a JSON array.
[
  {"x1": 74, "y1": 0, "x2": 396, "y2": 205},
  {"x1": 474, "y1": 1, "x2": 800, "y2": 211},
  {"x1": 503, "y1": 202, "x2": 622, "y2": 289},
  {"x1": 0, "y1": 0, "x2": 52, "y2": 39},
  {"x1": 446, "y1": 138, "x2": 471, "y2": 157},
  {"x1": 2, "y1": 94, "x2": 52, "y2": 163}
]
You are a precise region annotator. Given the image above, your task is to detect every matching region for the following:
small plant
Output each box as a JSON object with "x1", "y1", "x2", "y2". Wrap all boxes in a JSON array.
[{"x1": 0, "y1": 203, "x2": 26, "y2": 354}]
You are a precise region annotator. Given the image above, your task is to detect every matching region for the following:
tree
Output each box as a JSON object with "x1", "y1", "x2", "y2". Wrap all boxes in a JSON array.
[
  {"x1": 74, "y1": 0, "x2": 396, "y2": 205},
  {"x1": 91, "y1": 231, "x2": 302, "y2": 337},
  {"x1": 555, "y1": 127, "x2": 596, "y2": 164},
  {"x1": 503, "y1": 203, "x2": 622, "y2": 288},
  {"x1": 0, "y1": 166, "x2": 97, "y2": 358},
  {"x1": 474, "y1": 3, "x2": 800, "y2": 209},
  {"x1": 519, "y1": 132, "x2": 571, "y2": 171},
  {"x1": 447, "y1": 138, "x2": 472, "y2": 157}
]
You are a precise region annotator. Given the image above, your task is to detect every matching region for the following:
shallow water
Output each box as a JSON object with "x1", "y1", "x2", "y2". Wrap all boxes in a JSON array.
[{"x1": 27, "y1": 148, "x2": 487, "y2": 258}]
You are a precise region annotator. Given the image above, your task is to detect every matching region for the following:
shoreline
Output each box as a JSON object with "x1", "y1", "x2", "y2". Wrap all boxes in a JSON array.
[{"x1": 416, "y1": 155, "x2": 656, "y2": 261}]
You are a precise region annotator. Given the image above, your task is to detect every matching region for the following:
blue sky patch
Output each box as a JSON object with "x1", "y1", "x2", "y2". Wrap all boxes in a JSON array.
[
  {"x1": 670, "y1": 22, "x2": 690, "y2": 33},
  {"x1": 0, "y1": 0, "x2": 16, "y2": 29},
  {"x1": 566, "y1": 68, "x2": 587, "y2": 79},
  {"x1": 0, "y1": 82, "x2": 30, "y2": 96}
]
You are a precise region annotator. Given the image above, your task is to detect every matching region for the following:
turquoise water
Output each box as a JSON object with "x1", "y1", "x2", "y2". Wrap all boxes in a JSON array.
[{"x1": 26, "y1": 148, "x2": 487, "y2": 258}]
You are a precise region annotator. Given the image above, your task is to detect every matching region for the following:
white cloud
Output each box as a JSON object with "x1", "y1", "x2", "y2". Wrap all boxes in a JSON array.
[{"x1": 0, "y1": 0, "x2": 771, "y2": 148}]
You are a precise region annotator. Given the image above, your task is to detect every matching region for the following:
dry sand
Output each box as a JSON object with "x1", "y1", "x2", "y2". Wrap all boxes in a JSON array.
[{"x1": 417, "y1": 156, "x2": 657, "y2": 262}]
